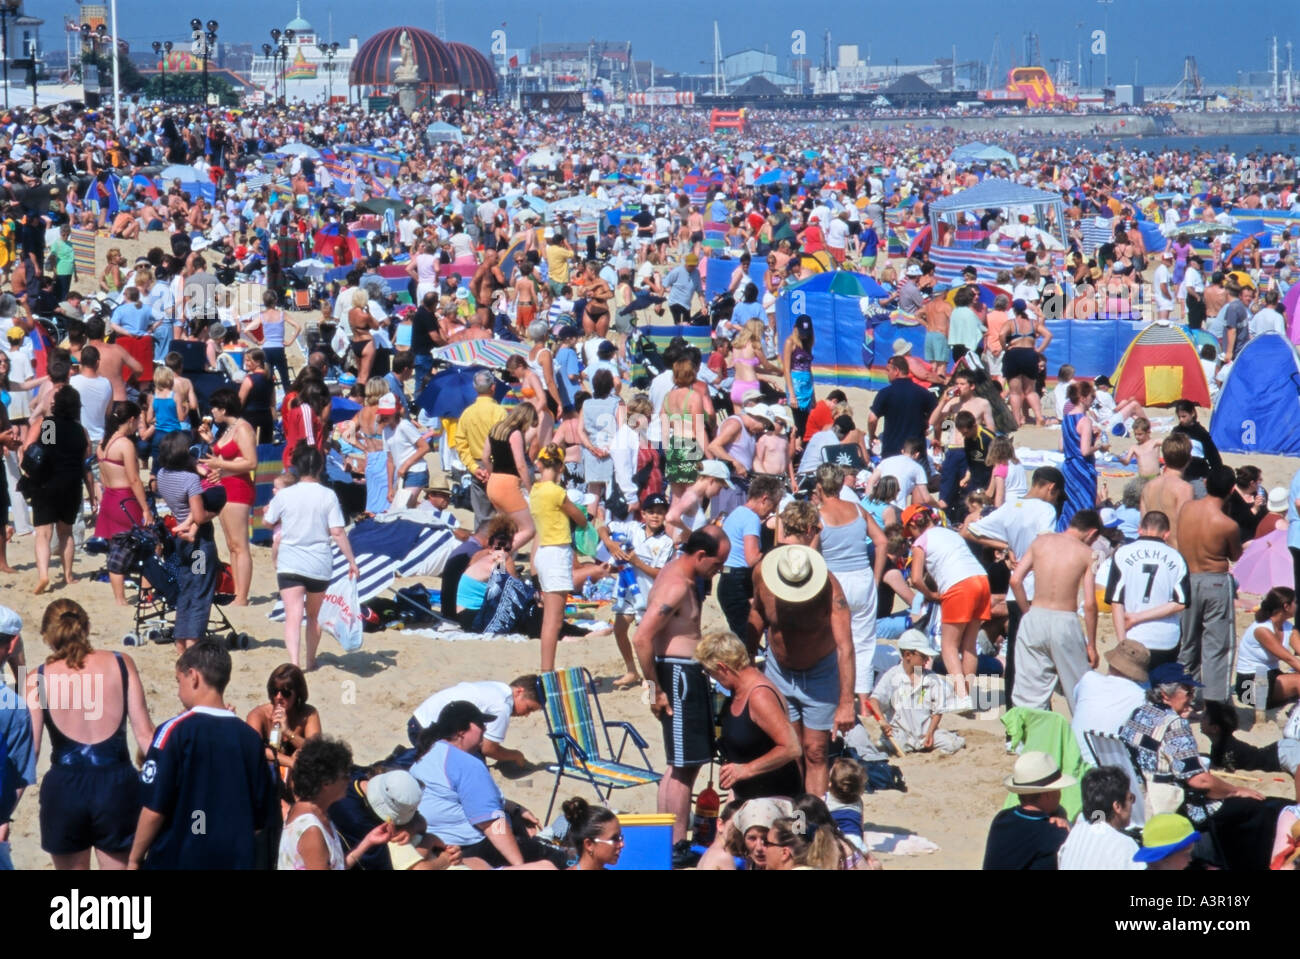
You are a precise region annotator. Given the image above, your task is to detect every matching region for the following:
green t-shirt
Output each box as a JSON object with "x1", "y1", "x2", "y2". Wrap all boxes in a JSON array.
[{"x1": 51, "y1": 238, "x2": 75, "y2": 275}]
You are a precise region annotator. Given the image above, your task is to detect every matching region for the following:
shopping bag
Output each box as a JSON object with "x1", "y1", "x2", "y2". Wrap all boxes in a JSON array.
[{"x1": 318, "y1": 575, "x2": 363, "y2": 652}]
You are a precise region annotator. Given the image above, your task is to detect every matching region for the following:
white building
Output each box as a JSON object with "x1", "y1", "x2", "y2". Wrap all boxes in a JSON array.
[{"x1": 248, "y1": 4, "x2": 358, "y2": 104}]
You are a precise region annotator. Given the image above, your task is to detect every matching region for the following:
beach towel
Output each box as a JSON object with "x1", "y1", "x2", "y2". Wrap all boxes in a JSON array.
[
  {"x1": 267, "y1": 519, "x2": 455, "y2": 620},
  {"x1": 1001, "y1": 706, "x2": 1090, "y2": 821}
]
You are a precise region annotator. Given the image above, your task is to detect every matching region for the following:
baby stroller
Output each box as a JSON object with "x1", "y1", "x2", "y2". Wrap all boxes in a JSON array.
[{"x1": 111, "y1": 500, "x2": 251, "y2": 649}]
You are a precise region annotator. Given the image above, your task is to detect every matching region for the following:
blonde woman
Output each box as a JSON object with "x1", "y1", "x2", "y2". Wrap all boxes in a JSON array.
[
  {"x1": 26, "y1": 599, "x2": 154, "y2": 870},
  {"x1": 661, "y1": 356, "x2": 707, "y2": 497},
  {"x1": 483, "y1": 403, "x2": 539, "y2": 552},
  {"x1": 730, "y1": 319, "x2": 782, "y2": 405},
  {"x1": 348, "y1": 287, "x2": 378, "y2": 384},
  {"x1": 531, "y1": 445, "x2": 590, "y2": 672},
  {"x1": 100, "y1": 247, "x2": 125, "y2": 294}
]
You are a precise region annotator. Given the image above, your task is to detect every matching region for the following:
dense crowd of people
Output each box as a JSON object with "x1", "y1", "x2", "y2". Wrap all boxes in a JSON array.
[{"x1": 0, "y1": 94, "x2": 1296, "y2": 872}]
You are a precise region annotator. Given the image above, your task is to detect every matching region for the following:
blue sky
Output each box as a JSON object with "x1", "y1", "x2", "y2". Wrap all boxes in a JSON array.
[{"x1": 23, "y1": 0, "x2": 1290, "y2": 84}]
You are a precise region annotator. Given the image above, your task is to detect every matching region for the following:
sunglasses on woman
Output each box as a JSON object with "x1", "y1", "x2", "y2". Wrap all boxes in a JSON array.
[{"x1": 272, "y1": 687, "x2": 295, "y2": 700}]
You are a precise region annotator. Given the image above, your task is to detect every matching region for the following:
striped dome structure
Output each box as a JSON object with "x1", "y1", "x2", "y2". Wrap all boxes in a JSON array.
[
  {"x1": 349, "y1": 26, "x2": 457, "y2": 89},
  {"x1": 446, "y1": 42, "x2": 497, "y2": 93}
]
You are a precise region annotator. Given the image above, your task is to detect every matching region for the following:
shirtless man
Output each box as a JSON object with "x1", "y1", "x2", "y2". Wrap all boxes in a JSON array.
[
  {"x1": 470, "y1": 249, "x2": 504, "y2": 330},
  {"x1": 513, "y1": 260, "x2": 539, "y2": 333},
  {"x1": 920, "y1": 293, "x2": 953, "y2": 375},
  {"x1": 1176, "y1": 465, "x2": 1243, "y2": 709},
  {"x1": 85, "y1": 316, "x2": 143, "y2": 401},
  {"x1": 1140, "y1": 433, "x2": 1194, "y2": 549},
  {"x1": 634, "y1": 527, "x2": 730, "y2": 844},
  {"x1": 748, "y1": 544, "x2": 856, "y2": 797},
  {"x1": 1008, "y1": 510, "x2": 1102, "y2": 712},
  {"x1": 664, "y1": 461, "x2": 732, "y2": 544}
]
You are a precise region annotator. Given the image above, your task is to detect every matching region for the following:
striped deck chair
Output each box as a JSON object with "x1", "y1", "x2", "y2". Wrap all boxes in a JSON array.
[{"x1": 538, "y1": 668, "x2": 659, "y2": 822}]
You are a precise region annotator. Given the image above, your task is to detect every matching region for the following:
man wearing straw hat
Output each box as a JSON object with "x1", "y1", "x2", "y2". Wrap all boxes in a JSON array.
[
  {"x1": 982, "y1": 751, "x2": 1075, "y2": 870},
  {"x1": 749, "y1": 543, "x2": 855, "y2": 797}
]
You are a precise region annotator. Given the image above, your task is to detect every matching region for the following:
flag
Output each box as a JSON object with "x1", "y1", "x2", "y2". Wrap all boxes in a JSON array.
[{"x1": 509, "y1": 54, "x2": 519, "y2": 68}]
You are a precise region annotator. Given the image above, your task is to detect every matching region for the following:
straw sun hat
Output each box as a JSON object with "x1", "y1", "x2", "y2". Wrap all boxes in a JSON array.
[
  {"x1": 1003, "y1": 751, "x2": 1077, "y2": 794},
  {"x1": 760, "y1": 545, "x2": 829, "y2": 604}
]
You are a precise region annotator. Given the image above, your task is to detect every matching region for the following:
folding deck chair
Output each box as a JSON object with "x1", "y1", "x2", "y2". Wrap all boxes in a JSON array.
[
  {"x1": 1083, "y1": 730, "x2": 1148, "y2": 830},
  {"x1": 538, "y1": 668, "x2": 659, "y2": 822}
]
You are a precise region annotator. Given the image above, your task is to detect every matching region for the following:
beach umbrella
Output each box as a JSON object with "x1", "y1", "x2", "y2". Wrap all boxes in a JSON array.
[
  {"x1": 1284, "y1": 282, "x2": 1300, "y2": 325},
  {"x1": 946, "y1": 281, "x2": 1011, "y2": 309},
  {"x1": 1233, "y1": 528, "x2": 1293, "y2": 594},
  {"x1": 415, "y1": 364, "x2": 509, "y2": 420},
  {"x1": 312, "y1": 224, "x2": 361, "y2": 262},
  {"x1": 330, "y1": 396, "x2": 362, "y2": 423},
  {"x1": 159, "y1": 163, "x2": 203, "y2": 182},
  {"x1": 276, "y1": 142, "x2": 322, "y2": 159},
  {"x1": 802, "y1": 149, "x2": 821, "y2": 160},
  {"x1": 431, "y1": 339, "x2": 531, "y2": 368},
  {"x1": 824, "y1": 271, "x2": 889, "y2": 298},
  {"x1": 357, "y1": 197, "x2": 411, "y2": 216}
]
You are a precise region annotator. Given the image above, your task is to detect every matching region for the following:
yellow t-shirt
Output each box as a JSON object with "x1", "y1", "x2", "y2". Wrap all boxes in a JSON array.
[
  {"x1": 546, "y1": 244, "x2": 573, "y2": 285},
  {"x1": 530, "y1": 480, "x2": 572, "y2": 547}
]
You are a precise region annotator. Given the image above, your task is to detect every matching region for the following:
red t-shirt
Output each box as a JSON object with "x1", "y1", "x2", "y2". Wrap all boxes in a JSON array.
[{"x1": 804, "y1": 399, "x2": 835, "y2": 442}]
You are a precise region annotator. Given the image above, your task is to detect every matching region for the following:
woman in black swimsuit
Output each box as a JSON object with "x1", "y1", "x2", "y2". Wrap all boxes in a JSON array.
[
  {"x1": 1000, "y1": 298, "x2": 1053, "y2": 428},
  {"x1": 26, "y1": 599, "x2": 155, "y2": 869},
  {"x1": 238, "y1": 347, "x2": 276, "y2": 444},
  {"x1": 695, "y1": 631, "x2": 802, "y2": 803}
]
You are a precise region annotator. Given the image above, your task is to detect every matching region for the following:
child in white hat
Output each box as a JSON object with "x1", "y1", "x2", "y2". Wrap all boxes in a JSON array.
[{"x1": 866, "y1": 629, "x2": 966, "y2": 755}]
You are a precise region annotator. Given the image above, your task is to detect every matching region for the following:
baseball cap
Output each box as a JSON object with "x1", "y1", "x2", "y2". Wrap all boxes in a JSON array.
[
  {"x1": 642, "y1": 492, "x2": 669, "y2": 511},
  {"x1": 435, "y1": 700, "x2": 497, "y2": 731},
  {"x1": 906, "y1": 264, "x2": 923, "y2": 277},
  {"x1": 0, "y1": 605, "x2": 20, "y2": 636},
  {"x1": 1133, "y1": 813, "x2": 1199, "y2": 863},
  {"x1": 794, "y1": 313, "x2": 813, "y2": 334},
  {"x1": 5, "y1": 325, "x2": 23, "y2": 342},
  {"x1": 901, "y1": 505, "x2": 932, "y2": 528},
  {"x1": 685, "y1": 253, "x2": 699, "y2": 267},
  {"x1": 1149, "y1": 662, "x2": 1202, "y2": 688},
  {"x1": 376, "y1": 393, "x2": 399, "y2": 415},
  {"x1": 1161, "y1": 249, "x2": 1174, "y2": 259},
  {"x1": 897, "y1": 628, "x2": 940, "y2": 658},
  {"x1": 364, "y1": 770, "x2": 422, "y2": 826},
  {"x1": 699, "y1": 459, "x2": 736, "y2": 489},
  {"x1": 739, "y1": 388, "x2": 762, "y2": 405}
]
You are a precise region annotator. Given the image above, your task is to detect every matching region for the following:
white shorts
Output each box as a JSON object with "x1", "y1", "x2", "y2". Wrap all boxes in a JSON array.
[{"x1": 534, "y1": 544, "x2": 575, "y2": 594}]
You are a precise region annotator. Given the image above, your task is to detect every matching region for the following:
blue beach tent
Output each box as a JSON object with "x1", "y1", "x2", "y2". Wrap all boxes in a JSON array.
[{"x1": 1209, "y1": 333, "x2": 1300, "y2": 456}]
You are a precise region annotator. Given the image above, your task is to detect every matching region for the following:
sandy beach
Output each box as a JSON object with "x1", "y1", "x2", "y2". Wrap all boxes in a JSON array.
[{"x1": 5, "y1": 232, "x2": 1296, "y2": 870}]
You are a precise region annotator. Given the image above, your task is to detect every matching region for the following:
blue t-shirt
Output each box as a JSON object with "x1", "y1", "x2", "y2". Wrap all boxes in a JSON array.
[
  {"x1": 411, "y1": 740, "x2": 505, "y2": 847},
  {"x1": 139, "y1": 707, "x2": 276, "y2": 869},
  {"x1": 555, "y1": 346, "x2": 582, "y2": 409},
  {"x1": 111, "y1": 300, "x2": 153, "y2": 336},
  {"x1": 861, "y1": 228, "x2": 880, "y2": 256},
  {"x1": 0, "y1": 684, "x2": 36, "y2": 823},
  {"x1": 732, "y1": 301, "x2": 766, "y2": 326},
  {"x1": 722, "y1": 505, "x2": 762, "y2": 569}
]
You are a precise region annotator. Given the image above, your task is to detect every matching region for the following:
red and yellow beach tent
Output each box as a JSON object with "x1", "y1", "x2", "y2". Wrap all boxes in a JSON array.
[{"x1": 1111, "y1": 321, "x2": 1212, "y2": 408}]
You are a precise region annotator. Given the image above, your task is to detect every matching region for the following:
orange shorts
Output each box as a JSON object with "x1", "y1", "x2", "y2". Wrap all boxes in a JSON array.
[
  {"x1": 939, "y1": 575, "x2": 992, "y2": 625},
  {"x1": 487, "y1": 473, "x2": 528, "y2": 513},
  {"x1": 517, "y1": 303, "x2": 536, "y2": 329}
]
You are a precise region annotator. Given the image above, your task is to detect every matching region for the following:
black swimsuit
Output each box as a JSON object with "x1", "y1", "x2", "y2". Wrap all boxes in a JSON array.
[
  {"x1": 37, "y1": 653, "x2": 142, "y2": 855},
  {"x1": 719, "y1": 685, "x2": 803, "y2": 802}
]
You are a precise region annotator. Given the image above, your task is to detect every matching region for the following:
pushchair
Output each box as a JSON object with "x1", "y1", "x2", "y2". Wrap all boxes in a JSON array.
[{"x1": 109, "y1": 500, "x2": 252, "y2": 649}]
